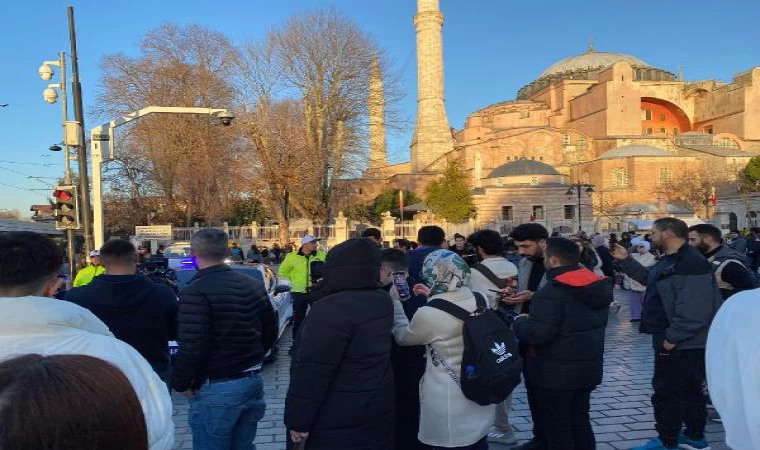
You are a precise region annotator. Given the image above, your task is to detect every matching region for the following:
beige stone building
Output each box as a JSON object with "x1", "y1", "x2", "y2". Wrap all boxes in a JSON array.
[{"x1": 349, "y1": 0, "x2": 760, "y2": 231}]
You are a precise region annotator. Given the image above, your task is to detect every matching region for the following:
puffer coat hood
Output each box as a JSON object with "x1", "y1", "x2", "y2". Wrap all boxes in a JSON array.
[{"x1": 321, "y1": 238, "x2": 381, "y2": 295}]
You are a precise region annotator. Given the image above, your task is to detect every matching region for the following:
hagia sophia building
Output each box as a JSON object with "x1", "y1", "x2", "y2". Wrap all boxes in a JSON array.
[{"x1": 344, "y1": 0, "x2": 760, "y2": 232}]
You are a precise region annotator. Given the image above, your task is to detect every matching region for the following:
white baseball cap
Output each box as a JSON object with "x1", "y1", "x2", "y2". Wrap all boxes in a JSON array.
[
  {"x1": 89, "y1": 250, "x2": 101, "y2": 258},
  {"x1": 301, "y1": 235, "x2": 320, "y2": 246}
]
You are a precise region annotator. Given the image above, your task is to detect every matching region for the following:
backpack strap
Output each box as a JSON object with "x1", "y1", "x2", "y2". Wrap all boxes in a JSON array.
[
  {"x1": 472, "y1": 263, "x2": 509, "y2": 289},
  {"x1": 427, "y1": 298, "x2": 472, "y2": 321},
  {"x1": 427, "y1": 292, "x2": 487, "y2": 321}
]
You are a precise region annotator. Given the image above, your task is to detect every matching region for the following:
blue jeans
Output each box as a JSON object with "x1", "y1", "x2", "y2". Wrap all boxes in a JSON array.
[{"x1": 189, "y1": 373, "x2": 266, "y2": 450}]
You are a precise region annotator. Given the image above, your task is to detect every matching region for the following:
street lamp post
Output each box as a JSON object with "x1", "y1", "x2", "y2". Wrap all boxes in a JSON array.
[
  {"x1": 566, "y1": 183, "x2": 595, "y2": 232},
  {"x1": 90, "y1": 106, "x2": 234, "y2": 248}
]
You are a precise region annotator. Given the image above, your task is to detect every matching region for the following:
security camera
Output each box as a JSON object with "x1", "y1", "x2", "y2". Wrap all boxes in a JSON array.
[
  {"x1": 217, "y1": 111, "x2": 234, "y2": 126},
  {"x1": 43, "y1": 87, "x2": 58, "y2": 104},
  {"x1": 39, "y1": 63, "x2": 54, "y2": 81}
]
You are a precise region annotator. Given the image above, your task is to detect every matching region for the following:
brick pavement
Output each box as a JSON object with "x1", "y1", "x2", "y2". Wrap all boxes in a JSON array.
[{"x1": 171, "y1": 289, "x2": 728, "y2": 450}]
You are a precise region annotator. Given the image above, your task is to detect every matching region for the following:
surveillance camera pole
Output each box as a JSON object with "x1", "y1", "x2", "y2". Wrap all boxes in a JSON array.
[
  {"x1": 90, "y1": 106, "x2": 232, "y2": 248},
  {"x1": 68, "y1": 6, "x2": 93, "y2": 255}
]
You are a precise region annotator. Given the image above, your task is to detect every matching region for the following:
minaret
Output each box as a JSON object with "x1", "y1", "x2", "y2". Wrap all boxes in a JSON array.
[
  {"x1": 410, "y1": 0, "x2": 453, "y2": 173},
  {"x1": 368, "y1": 56, "x2": 388, "y2": 169}
]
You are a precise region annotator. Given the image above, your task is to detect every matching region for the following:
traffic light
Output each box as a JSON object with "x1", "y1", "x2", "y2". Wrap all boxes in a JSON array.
[{"x1": 52, "y1": 185, "x2": 80, "y2": 230}]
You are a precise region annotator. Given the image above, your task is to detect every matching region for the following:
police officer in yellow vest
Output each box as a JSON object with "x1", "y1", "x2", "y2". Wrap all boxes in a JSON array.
[
  {"x1": 73, "y1": 250, "x2": 106, "y2": 287},
  {"x1": 279, "y1": 235, "x2": 327, "y2": 343}
]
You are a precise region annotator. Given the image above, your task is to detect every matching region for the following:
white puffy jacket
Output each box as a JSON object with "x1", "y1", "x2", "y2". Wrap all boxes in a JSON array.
[{"x1": 0, "y1": 296, "x2": 174, "y2": 450}]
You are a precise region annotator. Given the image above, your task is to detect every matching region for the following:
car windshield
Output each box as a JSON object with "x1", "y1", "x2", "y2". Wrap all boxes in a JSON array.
[
  {"x1": 175, "y1": 266, "x2": 266, "y2": 290},
  {"x1": 164, "y1": 246, "x2": 191, "y2": 258}
]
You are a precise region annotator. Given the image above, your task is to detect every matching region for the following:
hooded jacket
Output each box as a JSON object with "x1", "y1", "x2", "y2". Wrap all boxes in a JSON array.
[
  {"x1": 514, "y1": 266, "x2": 613, "y2": 390},
  {"x1": 285, "y1": 238, "x2": 394, "y2": 450},
  {"x1": 0, "y1": 296, "x2": 174, "y2": 450},
  {"x1": 65, "y1": 274, "x2": 178, "y2": 378}
]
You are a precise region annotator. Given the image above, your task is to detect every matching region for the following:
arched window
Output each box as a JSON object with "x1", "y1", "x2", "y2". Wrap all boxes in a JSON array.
[
  {"x1": 576, "y1": 138, "x2": 586, "y2": 150},
  {"x1": 716, "y1": 137, "x2": 739, "y2": 149},
  {"x1": 562, "y1": 133, "x2": 570, "y2": 146},
  {"x1": 612, "y1": 168, "x2": 629, "y2": 188}
]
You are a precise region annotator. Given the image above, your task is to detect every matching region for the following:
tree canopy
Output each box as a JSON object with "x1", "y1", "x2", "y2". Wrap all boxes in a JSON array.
[{"x1": 424, "y1": 160, "x2": 475, "y2": 223}]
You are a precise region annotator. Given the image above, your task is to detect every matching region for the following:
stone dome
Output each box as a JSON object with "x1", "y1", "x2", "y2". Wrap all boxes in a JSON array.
[
  {"x1": 540, "y1": 50, "x2": 650, "y2": 78},
  {"x1": 598, "y1": 144, "x2": 672, "y2": 160},
  {"x1": 488, "y1": 159, "x2": 560, "y2": 178}
]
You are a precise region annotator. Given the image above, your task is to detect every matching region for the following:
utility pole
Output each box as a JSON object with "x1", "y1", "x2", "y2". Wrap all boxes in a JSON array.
[
  {"x1": 58, "y1": 52, "x2": 76, "y2": 281},
  {"x1": 68, "y1": 6, "x2": 93, "y2": 254}
]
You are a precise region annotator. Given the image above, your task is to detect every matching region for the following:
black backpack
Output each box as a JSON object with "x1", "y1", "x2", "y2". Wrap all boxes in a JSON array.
[{"x1": 427, "y1": 292, "x2": 522, "y2": 406}]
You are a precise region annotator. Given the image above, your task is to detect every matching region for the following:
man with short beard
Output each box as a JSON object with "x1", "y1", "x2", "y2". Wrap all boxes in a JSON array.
[{"x1": 688, "y1": 223, "x2": 756, "y2": 300}]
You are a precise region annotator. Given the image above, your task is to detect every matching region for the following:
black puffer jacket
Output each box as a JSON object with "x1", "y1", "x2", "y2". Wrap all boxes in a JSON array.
[
  {"x1": 514, "y1": 266, "x2": 613, "y2": 390},
  {"x1": 171, "y1": 265, "x2": 278, "y2": 392},
  {"x1": 285, "y1": 238, "x2": 394, "y2": 450}
]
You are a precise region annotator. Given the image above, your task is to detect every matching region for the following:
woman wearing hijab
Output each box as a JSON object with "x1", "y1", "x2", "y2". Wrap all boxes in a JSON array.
[
  {"x1": 392, "y1": 249, "x2": 495, "y2": 450},
  {"x1": 622, "y1": 240, "x2": 656, "y2": 322}
]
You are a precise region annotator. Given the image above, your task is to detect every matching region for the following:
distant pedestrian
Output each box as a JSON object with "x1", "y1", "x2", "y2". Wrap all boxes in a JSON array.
[
  {"x1": 392, "y1": 250, "x2": 495, "y2": 449},
  {"x1": 450, "y1": 233, "x2": 478, "y2": 267},
  {"x1": 171, "y1": 228, "x2": 278, "y2": 450},
  {"x1": 688, "y1": 223, "x2": 757, "y2": 299},
  {"x1": 285, "y1": 238, "x2": 394, "y2": 450},
  {"x1": 155, "y1": 245, "x2": 165, "y2": 256},
  {"x1": 66, "y1": 239, "x2": 178, "y2": 380},
  {"x1": 612, "y1": 218, "x2": 722, "y2": 450},
  {"x1": 0, "y1": 232, "x2": 173, "y2": 450},
  {"x1": 622, "y1": 240, "x2": 656, "y2": 322},
  {"x1": 514, "y1": 238, "x2": 612, "y2": 450},
  {"x1": 72, "y1": 250, "x2": 105, "y2": 287},
  {"x1": 272, "y1": 242, "x2": 282, "y2": 263},
  {"x1": 362, "y1": 227, "x2": 383, "y2": 246},
  {"x1": 247, "y1": 244, "x2": 261, "y2": 263},
  {"x1": 706, "y1": 287, "x2": 760, "y2": 449},
  {"x1": 591, "y1": 234, "x2": 615, "y2": 277},
  {"x1": 279, "y1": 235, "x2": 327, "y2": 344},
  {"x1": 0, "y1": 354, "x2": 149, "y2": 450}
]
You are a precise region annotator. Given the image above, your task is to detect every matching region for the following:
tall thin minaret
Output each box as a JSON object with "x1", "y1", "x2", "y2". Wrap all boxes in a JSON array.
[
  {"x1": 369, "y1": 55, "x2": 388, "y2": 169},
  {"x1": 410, "y1": 0, "x2": 453, "y2": 173}
]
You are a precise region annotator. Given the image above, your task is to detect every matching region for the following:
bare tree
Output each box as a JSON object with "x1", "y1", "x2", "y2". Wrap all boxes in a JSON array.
[
  {"x1": 653, "y1": 164, "x2": 733, "y2": 219},
  {"x1": 265, "y1": 8, "x2": 404, "y2": 222},
  {"x1": 96, "y1": 23, "x2": 240, "y2": 226}
]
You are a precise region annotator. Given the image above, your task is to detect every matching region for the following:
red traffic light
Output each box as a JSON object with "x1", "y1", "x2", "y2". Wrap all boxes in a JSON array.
[{"x1": 53, "y1": 189, "x2": 73, "y2": 202}]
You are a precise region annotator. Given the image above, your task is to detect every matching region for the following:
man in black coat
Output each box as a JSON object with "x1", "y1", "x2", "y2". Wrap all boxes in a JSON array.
[
  {"x1": 285, "y1": 238, "x2": 394, "y2": 450},
  {"x1": 514, "y1": 237, "x2": 613, "y2": 450},
  {"x1": 66, "y1": 239, "x2": 178, "y2": 380},
  {"x1": 171, "y1": 228, "x2": 278, "y2": 450}
]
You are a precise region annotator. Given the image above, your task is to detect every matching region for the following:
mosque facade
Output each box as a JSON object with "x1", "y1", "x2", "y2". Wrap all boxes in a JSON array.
[{"x1": 352, "y1": 0, "x2": 760, "y2": 231}]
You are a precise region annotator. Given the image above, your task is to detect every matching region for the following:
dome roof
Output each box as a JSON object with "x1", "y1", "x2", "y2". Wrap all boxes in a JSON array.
[
  {"x1": 599, "y1": 145, "x2": 671, "y2": 160},
  {"x1": 540, "y1": 50, "x2": 650, "y2": 78},
  {"x1": 488, "y1": 159, "x2": 560, "y2": 178}
]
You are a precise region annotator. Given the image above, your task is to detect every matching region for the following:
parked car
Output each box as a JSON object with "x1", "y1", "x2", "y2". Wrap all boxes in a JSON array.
[
  {"x1": 163, "y1": 241, "x2": 192, "y2": 268},
  {"x1": 170, "y1": 263, "x2": 293, "y2": 362}
]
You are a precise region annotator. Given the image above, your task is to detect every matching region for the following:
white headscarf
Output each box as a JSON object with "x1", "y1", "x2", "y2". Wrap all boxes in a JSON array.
[{"x1": 706, "y1": 289, "x2": 760, "y2": 450}]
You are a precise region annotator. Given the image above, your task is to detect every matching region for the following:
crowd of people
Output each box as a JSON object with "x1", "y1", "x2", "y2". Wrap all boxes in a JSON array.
[{"x1": 0, "y1": 217, "x2": 758, "y2": 450}]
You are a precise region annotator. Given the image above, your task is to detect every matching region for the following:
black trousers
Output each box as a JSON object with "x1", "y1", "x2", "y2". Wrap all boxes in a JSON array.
[
  {"x1": 652, "y1": 348, "x2": 707, "y2": 447},
  {"x1": 531, "y1": 387, "x2": 595, "y2": 450},
  {"x1": 291, "y1": 292, "x2": 310, "y2": 343}
]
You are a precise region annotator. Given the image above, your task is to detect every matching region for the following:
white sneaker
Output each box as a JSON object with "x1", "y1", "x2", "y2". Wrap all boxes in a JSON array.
[
  {"x1": 609, "y1": 301, "x2": 621, "y2": 315},
  {"x1": 487, "y1": 428, "x2": 518, "y2": 445}
]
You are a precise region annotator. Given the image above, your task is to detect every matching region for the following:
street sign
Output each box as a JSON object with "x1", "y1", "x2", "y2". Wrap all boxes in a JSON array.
[
  {"x1": 135, "y1": 225, "x2": 173, "y2": 240},
  {"x1": 92, "y1": 134, "x2": 110, "y2": 141}
]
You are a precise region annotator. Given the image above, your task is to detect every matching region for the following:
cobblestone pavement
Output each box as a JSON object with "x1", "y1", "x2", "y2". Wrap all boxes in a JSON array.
[{"x1": 172, "y1": 289, "x2": 728, "y2": 450}]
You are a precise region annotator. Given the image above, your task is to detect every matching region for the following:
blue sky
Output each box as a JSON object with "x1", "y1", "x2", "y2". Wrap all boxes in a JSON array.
[{"x1": 1, "y1": 0, "x2": 758, "y2": 217}]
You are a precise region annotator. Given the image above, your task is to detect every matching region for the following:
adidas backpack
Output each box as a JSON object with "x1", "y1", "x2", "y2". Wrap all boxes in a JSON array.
[{"x1": 427, "y1": 292, "x2": 522, "y2": 406}]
